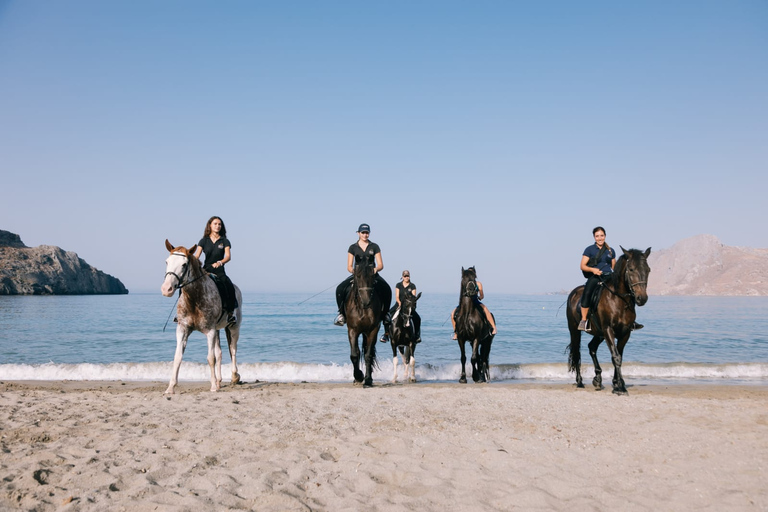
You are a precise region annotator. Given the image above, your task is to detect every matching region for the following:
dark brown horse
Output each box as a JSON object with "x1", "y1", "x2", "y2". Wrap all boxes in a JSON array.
[
  {"x1": 566, "y1": 247, "x2": 651, "y2": 394},
  {"x1": 389, "y1": 291, "x2": 422, "y2": 383},
  {"x1": 345, "y1": 253, "x2": 390, "y2": 387},
  {"x1": 455, "y1": 267, "x2": 495, "y2": 383}
]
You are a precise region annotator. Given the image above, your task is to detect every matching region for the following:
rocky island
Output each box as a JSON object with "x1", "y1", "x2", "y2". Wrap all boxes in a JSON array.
[{"x1": 0, "y1": 230, "x2": 128, "y2": 295}]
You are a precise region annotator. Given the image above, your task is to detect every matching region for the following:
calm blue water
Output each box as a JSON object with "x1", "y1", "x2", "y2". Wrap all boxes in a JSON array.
[{"x1": 1, "y1": 293, "x2": 767, "y2": 383}]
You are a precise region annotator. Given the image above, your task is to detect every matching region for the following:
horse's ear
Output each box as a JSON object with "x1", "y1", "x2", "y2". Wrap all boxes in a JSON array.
[
  {"x1": 461, "y1": 267, "x2": 465, "y2": 273},
  {"x1": 189, "y1": 244, "x2": 198, "y2": 256},
  {"x1": 620, "y1": 245, "x2": 628, "y2": 256},
  {"x1": 644, "y1": 247, "x2": 652, "y2": 258},
  {"x1": 165, "y1": 239, "x2": 174, "y2": 252}
]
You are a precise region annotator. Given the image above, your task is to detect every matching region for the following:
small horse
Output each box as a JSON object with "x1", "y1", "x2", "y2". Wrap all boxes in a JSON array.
[
  {"x1": 455, "y1": 267, "x2": 495, "y2": 383},
  {"x1": 566, "y1": 247, "x2": 651, "y2": 395},
  {"x1": 161, "y1": 240, "x2": 242, "y2": 395},
  {"x1": 389, "y1": 291, "x2": 422, "y2": 383},
  {"x1": 345, "y1": 253, "x2": 389, "y2": 387}
]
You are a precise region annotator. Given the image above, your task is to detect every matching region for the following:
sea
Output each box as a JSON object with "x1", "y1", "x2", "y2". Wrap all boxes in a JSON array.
[{"x1": 1, "y1": 293, "x2": 767, "y2": 385}]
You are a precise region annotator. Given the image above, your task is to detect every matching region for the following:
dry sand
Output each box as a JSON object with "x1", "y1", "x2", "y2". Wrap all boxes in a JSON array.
[{"x1": 1, "y1": 380, "x2": 766, "y2": 511}]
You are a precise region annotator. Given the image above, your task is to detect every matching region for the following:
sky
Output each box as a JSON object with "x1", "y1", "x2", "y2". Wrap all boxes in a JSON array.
[{"x1": 1, "y1": 1, "x2": 766, "y2": 295}]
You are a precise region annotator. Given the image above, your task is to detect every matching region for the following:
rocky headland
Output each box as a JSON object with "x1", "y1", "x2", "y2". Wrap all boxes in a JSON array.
[
  {"x1": 0, "y1": 230, "x2": 128, "y2": 295},
  {"x1": 647, "y1": 234, "x2": 768, "y2": 296}
]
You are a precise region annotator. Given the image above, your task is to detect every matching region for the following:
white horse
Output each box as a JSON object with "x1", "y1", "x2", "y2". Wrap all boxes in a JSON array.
[{"x1": 161, "y1": 239, "x2": 242, "y2": 394}]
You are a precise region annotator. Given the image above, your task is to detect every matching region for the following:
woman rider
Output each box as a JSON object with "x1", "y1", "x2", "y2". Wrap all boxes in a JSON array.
[
  {"x1": 451, "y1": 268, "x2": 497, "y2": 339},
  {"x1": 333, "y1": 223, "x2": 393, "y2": 329},
  {"x1": 579, "y1": 226, "x2": 644, "y2": 332},
  {"x1": 193, "y1": 216, "x2": 238, "y2": 325},
  {"x1": 380, "y1": 270, "x2": 421, "y2": 344}
]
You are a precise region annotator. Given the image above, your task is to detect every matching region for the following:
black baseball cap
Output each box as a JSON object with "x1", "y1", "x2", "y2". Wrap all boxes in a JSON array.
[{"x1": 357, "y1": 223, "x2": 370, "y2": 233}]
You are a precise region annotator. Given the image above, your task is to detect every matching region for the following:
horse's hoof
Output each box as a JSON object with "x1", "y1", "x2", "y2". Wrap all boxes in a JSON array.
[
  {"x1": 576, "y1": 382, "x2": 585, "y2": 388},
  {"x1": 409, "y1": 378, "x2": 416, "y2": 383},
  {"x1": 231, "y1": 373, "x2": 241, "y2": 385},
  {"x1": 459, "y1": 377, "x2": 467, "y2": 384},
  {"x1": 363, "y1": 378, "x2": 373, "y2": 388},
  {"x1": 612, "y1": 388, "x2": 628, "y2": 396},
  {"x1": 163, "y1": 389, "x2": 174, "y2": 396}
]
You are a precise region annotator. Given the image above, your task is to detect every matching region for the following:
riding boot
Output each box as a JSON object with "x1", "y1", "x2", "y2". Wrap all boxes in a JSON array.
[
  {"x1": 334, "y1": 313, "x2": 346, "y2": 326},
  {"x1": 632, "y1": 322, "x2": 644, "y2": 330},
  {"x1": 379, "y1": 312, "x2": 392, "y2": 343}
]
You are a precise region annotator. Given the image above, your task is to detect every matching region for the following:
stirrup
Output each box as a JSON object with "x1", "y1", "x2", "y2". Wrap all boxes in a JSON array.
[
  {"x1": 577, "y1": 320, "x2": 588, "y2": 331},
  {"x1": 334, "y1": 314, "x2": 346, "y2": 326},
  {"x1": 379, "y1": 333, "x2": 389, "y2": 343}
]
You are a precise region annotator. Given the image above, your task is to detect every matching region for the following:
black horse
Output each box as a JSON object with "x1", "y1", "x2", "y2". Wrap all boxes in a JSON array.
[
  {"x1": 566, "y1": 247, "x2": 651, "y2": 394},
  {"x1": 455, "y1": 267, "x2": 495, "y2": 383},
  {"x1": 389, "y1": 291, "x2": 422, "y2": 383},
  {"x1": 345, "y1": 253, "x2": 390, "y2": 387}
]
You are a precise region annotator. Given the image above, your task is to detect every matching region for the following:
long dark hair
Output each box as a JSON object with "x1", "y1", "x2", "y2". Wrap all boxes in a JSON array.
[{"x1": 203, "y1": 216, "x2": 227, "y2": 238}]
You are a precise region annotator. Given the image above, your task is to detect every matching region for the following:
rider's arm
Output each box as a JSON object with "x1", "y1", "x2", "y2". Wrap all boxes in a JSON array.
[
  {"x1": 395, "y1": 287, "x2": 401, "y2": 306},
  {"x1": 581, "y1": 255, "x2": 601, "y2": 275},
  {"x1": 374, "y1": 252, "x2": 383, "y2": 274},
  {"x1": 214, "y1": 247, "x2": 231, "y2": 269},
  {"x1": 347, "y1": 252, "x2": 355, "y2": 273},
  {"x1": 477, "y1": 281, "x2": 485, "y2": 300},
  {"x1": 610, "y1": 257, "x2": 616, "y2": 270},
  {"x1": 193, "y1": 246, "x2": 203, "y2": 260}
]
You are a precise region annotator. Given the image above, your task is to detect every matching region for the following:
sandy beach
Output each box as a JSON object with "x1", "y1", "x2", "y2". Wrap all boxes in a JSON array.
[{"x1": 1, "y1": 380, "x2": 766, "y2": 512}]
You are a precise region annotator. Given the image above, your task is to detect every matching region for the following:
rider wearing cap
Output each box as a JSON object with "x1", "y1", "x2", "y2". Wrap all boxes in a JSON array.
[
  {"x1": 380, "y1": 270, "x2": 421, "y2": 344},
  {"x1": 334, "y1": 224, "x2": 393, "y2": 330}
]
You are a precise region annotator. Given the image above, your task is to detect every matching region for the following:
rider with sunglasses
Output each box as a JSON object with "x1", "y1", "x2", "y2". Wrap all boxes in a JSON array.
[{"x1": 380, "y1": 270, "x2": 421, "y2": 344}]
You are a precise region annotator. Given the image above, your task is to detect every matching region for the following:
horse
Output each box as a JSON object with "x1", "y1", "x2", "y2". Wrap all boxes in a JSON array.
[
  {"x1": 566, "y1": 247, "x2": 651, "y2": 395},
  {"x1": 161, "y1": 240, "x2": 242, "y2": 395},
  {"x1": 389, "y1": 291, "x2": 422, "y2": 383},
  {"x1": 345, "y1": 253, "x2": 390, "y2": 387},
  {"x1": 455, "y1": 266, "x2": 495, "y2": 383}
]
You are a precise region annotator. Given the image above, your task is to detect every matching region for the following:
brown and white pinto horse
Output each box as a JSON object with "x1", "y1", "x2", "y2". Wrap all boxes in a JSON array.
[{"x1": 161, "y1": 240, "x2": 242, "y2": 394}]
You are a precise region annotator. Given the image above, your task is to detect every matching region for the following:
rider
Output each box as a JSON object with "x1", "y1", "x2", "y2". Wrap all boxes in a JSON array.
[
  {"x1": 451, "y1": 268, "x2": 497, "y2": 339},
  {"x1": 579, "y1": 226, "x2": 644, "y2": 332},
  {"x1": 380, "y1": 270, "x2": 421, "y2": 344},
  {"x1": 334, "y1": 223, "x2": 393, "y2": 330},
  {"x1": 193, "y1": 216, "x2": 238, "y2": 326}
]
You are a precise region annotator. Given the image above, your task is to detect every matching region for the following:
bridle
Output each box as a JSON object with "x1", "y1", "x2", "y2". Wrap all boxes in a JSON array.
[
  {"x1": 603, "y1": 259, "x2": 647, "y2": 305},
  {"x1": 463, "y1": 279, "x2": 478, "y2": 298},
  {"x1": 165, "y1": 253, "x2": 205, "y2": 291}
]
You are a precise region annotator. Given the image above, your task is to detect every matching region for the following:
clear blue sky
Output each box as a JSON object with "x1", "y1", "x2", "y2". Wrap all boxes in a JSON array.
[{"x1": 1, "y1": 1, "x2": 766, "y2": 294}]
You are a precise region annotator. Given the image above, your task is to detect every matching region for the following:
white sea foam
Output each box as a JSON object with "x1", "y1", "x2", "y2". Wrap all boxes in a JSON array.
[{"x1": 1, "y1": 361, "x2": 766, "y2": 383}]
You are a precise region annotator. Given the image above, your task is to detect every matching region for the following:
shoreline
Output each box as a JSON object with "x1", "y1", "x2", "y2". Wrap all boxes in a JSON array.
[{"x1": 2, "y1": 381, "x2": 767, "y2": 511}]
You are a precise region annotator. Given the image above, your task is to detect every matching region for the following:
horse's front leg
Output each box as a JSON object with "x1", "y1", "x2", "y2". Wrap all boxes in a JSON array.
[
  {"x1": 391, "y1": 340, "x2": 399, "y2": 384},
  {"x1": 348, "y1": 330, "x2": 364, "y2": 384},
  {"x1": 225, "y1": 324, "x2": 240, "y2": 386},
  {"x1": 362, "y1": 328, "x2": 378, "y2": 388},
  {"x1": 165, "y1": 326, "x2": 191, "y2": 395},
  {"x1": 471, "y1": 339, "x2": 482, "y2": 383},
  {"x1": 407, "y1": 344, "x2": 416, "y2": 383},
  {"x1": 603, "y1": 327, "x2": 627, "y2": 395},
  {"x1": 588, "y1": 336, "x2": 604, "y2": 390},
  {"x1": 207, "y1": 329, "x2": 222, "y2": 392},
  {"x1": 458, "y1": 339, "x2": 468, "y2": 384}
]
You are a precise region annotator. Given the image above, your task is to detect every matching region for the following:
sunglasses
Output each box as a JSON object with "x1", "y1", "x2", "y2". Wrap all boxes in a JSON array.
[{"x1": 402, "y1": 274, "x2": 410, "y2": 278}]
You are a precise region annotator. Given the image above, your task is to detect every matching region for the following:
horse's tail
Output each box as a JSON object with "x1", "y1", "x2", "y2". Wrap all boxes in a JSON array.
[{"x1": 565, "y1": 288, "x2": 582, "y2": 373}]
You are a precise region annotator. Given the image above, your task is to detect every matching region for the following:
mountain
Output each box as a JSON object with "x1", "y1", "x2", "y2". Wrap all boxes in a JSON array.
[
  {"x1": 0, "y1": 230, "x2": 128, "y2": 295},
  {"x1": 646, "y1": 234, "x2": 768, "y2": 296}
]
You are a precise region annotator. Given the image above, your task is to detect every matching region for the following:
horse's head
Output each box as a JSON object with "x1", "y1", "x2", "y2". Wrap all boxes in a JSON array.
[
  {"x1": 399, "y1": 291, "x2": 422, "y2": 328},
  {"x1": 353, "y1": 253, "x2": 376, "y2": 308},
  {"x1": 161, "y1": 239, "x2": 199, "y2": 297},
  {"x1": 620, "y1": 246, "x2": 652, "y2": 306},
  {"x1": 461, "y1": 266, "x2": 478, "y2": 298}
]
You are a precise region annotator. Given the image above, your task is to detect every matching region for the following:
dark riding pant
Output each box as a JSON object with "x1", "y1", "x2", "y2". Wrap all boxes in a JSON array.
[
  {"x1": 581, "y1": 274, "x2": 611, "y2": 309},
  {"x1": 209, "y1": 274, "x2": 238, "y2": 314}
]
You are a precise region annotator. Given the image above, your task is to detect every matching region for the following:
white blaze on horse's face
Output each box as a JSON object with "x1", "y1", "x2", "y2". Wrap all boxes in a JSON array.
[{"x1": 161, "y1": 252, "x2": 188, "y2": 297}]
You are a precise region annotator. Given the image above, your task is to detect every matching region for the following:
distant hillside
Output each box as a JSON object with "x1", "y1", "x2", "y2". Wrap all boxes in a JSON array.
[
  {"x1": 647, "y1": 234, "x2": 768, "y2": 296},
  {"x1": 0, "y1": 230, "x2": 128, "y2": 295}
]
